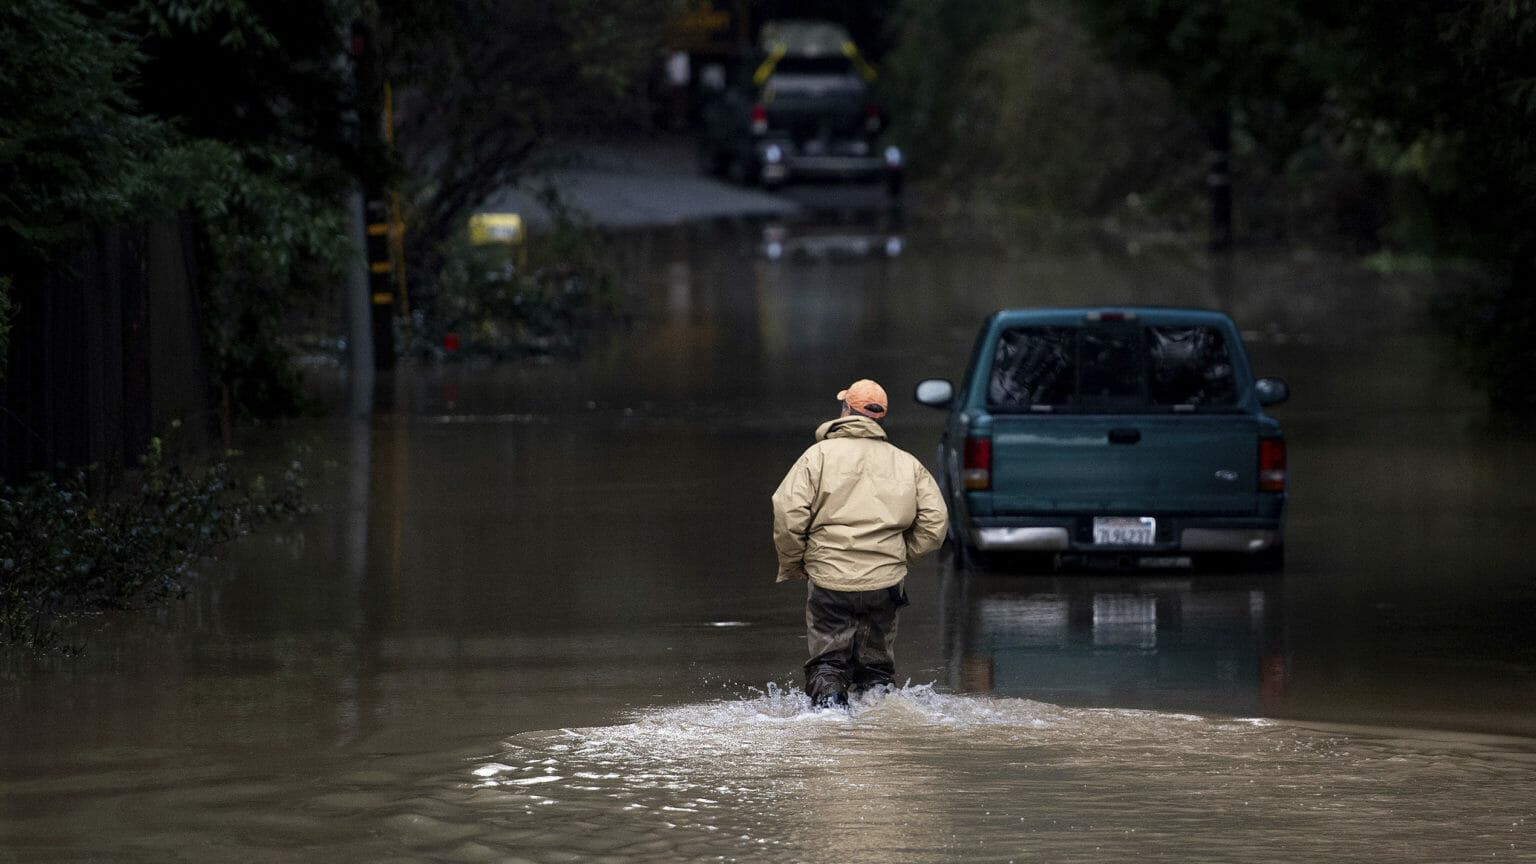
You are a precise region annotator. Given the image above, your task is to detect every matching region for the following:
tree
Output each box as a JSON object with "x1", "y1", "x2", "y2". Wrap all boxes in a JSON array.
[
  {"x1": 0, "y1": 0, "x2": 171, "y2": 262},
  {"x1": 0, "y1": 277, "x2": 12, "y2": 381},
  {"x1": 880, "y1": 0, "x2": 1034, "y2": 176},
  {"x1": 1357, "y1": 1, "x2": 1536, "y2": 413},
  {"x1": 112, "y1": 0, "x2": 366, "y2": 418},
  {"x1": 885, "y1": 1, "x2": 1208, "y2": 229},
  {"x1": 1073, "y1": 0, "x2": 1340, "y2": 249},
  {"x1": 1, "y1": 1, "x2": 367, "y2": 420},
  {"x1": 1074, "y1": 0, "x2": 1536, "y2": 411},
  {"x1": 130, "y1": 0, "x2": 680, "y2": 372},
  {"x1": 7, "y1": 0, "x2": 679, "y2": 422},
  {"x1": 374, "y1": 1, "x2": 678, "y2": 288}
]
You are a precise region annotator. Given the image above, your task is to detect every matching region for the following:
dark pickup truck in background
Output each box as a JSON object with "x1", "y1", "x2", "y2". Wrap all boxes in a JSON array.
[
  {"x1": 916, "y1": 307, "x2": 1290, "y2": 572},
  {"x1": 696, "y1": 19, "x2": 902, "y2": 196}
]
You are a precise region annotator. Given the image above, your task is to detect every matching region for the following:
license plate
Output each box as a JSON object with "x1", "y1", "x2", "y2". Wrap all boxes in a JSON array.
[{"x1": 1093, "y1": 516, "x2": 1156, "y2": 546}]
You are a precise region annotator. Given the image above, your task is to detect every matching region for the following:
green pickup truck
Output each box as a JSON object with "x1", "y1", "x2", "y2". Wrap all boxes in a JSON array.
[{"x1": 915, "y1": 307, "x2": 1290, "y2": 571}]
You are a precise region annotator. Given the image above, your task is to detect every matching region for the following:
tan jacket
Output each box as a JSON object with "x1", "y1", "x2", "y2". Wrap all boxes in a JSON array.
[{"x1": 771, "y1": 415, "x2": 949, "y2": 592}]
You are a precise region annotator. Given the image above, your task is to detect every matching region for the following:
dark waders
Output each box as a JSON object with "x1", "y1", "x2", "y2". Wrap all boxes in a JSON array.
[{"x1": 804, "y1": 582, "x2": 909, "y2": 708}]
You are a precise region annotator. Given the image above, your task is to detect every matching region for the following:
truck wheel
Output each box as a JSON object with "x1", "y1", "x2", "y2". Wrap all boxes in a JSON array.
[
  {"x1": 1252, "y1": 544, "x2": 1285, "y2": 572},
  {"x1": 727, "y1": 154, "x2": 754, "y2": 187},
  {"x1": 952, "y1": 539, "x2": 988, "y2": 572},
  {"x1": 698, "y1": 141, "x2": 726, "y2": 177},
  {"x1": 1203, "y1": 546, "x2": 1285, "y2": 573}
]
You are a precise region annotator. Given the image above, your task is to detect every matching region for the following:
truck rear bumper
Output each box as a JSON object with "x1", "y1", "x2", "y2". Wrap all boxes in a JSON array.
[
  {"x1": 974, "y1": 526, "x2": 1072, "y2": 550},
  {"x1": 1179, "y1": 527, "x2": 1281, "y2": 552},
  {"x1": 969, "y1": 517, "x2": 1283, "y2": 553},
  {"x1": 756, "y1": 141, "x2": 901, "y2": 184},
  {"x1": 785, "y1": 154, "x2": 889, "y2": 178}
]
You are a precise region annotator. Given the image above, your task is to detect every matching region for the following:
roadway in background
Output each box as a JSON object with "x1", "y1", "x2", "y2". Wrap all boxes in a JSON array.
[{"x1": 482, "y1": 133, "x2": 896, "y2": 231}]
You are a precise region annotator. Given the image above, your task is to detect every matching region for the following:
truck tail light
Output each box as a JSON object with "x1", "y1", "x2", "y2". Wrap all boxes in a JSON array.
[
  {"x1": 750, "y1": 104, "x2": 768, "y2": 135},
  {"x1": 1259, "y1": 438, "x2": 1286, "y2": 492},
  {"x1": 962, "y1": 436, "x2": 991, "y2": 490}
]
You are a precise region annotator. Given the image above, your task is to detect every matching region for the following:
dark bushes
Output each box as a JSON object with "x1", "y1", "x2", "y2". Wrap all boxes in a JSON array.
[{"x1": 0, "y1": 436, "x2": 307, "y2": 651}]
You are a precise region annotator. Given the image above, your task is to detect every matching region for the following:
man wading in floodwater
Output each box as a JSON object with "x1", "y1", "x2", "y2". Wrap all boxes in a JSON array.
[{"x1": 771, "y1": 379, "x2": 949, "y2": 710}]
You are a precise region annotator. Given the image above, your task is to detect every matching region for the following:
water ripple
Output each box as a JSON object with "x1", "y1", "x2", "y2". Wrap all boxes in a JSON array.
[{"x1": 443, "y1": 686, "x2": 1536, "y2": 863}]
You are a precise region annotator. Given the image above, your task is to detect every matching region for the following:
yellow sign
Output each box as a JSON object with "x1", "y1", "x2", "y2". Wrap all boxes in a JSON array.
[
  {"x1": 673, "y1": 2, "x2": 736, "y2": 52},
  {"x1": 680, "y1": 6, "x2": 730, "y2": 35},
  {"x1": 468, "y1": 213, "x2": 524, "y2": 245}
]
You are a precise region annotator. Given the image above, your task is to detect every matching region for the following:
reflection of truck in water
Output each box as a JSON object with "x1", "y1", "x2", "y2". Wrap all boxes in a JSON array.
[
  {"x1": 941, "y1": 572, "x2": 1290, "y2": 717},
  {"x1": 696, "y1": 19, "x2": 902, "y2": 196}
]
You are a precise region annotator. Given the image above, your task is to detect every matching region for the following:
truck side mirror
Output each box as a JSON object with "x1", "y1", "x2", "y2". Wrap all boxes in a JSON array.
[
  {"x1": 915, "y1": 378, "x2": 955, "y2": 409},
  {"x1": 1254, "y1": 377, "x2": 1290, "y2": 407}
]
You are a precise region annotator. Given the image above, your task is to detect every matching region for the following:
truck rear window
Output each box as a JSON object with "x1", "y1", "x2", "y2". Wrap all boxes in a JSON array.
[
  {"x1": 771, "y1": 56, "x2": 858, "y2": 76},
  {"x1": 988, "y1": 325, "x2": 1238, "y2": 411}
]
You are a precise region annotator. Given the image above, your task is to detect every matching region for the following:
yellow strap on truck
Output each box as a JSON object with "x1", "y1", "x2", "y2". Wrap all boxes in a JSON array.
[{"x1": 753, "y1": 44, "x2": 787, "y2": 85}]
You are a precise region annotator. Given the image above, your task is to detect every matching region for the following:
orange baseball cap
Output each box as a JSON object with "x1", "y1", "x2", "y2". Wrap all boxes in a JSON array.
[{"x1": 837, "y1": 379, "x2": 888, "y2": 418}]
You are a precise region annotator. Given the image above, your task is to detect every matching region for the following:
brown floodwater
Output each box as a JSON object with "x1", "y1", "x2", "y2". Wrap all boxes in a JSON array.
[{"x1": 3, "y1": 210, "x2": 1534, "y2": 862}]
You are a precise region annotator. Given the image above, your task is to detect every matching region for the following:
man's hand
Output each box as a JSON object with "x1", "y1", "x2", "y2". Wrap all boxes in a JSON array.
[{"x1": 777, "y1": 565, "x2": 810, "y2": 582}]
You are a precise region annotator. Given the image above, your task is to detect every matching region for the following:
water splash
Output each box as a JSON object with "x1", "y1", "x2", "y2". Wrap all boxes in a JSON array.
[{"x1": 461, "y1": 686, "x2": 1536, "y2": 863}]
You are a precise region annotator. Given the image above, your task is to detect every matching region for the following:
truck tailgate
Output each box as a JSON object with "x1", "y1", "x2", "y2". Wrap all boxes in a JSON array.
[
  {"x1": 765, "y1": 74, "x2": 866, "y2": 136},
  {"x1": 986, "y1": 415, "x2": 1261, "y2": 515}
]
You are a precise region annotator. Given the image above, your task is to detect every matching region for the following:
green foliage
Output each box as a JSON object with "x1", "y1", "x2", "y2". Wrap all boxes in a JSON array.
[
  {"x1": 1075, "y1": 0, "x2": 1322, "y2": 137},
  {"x1": 0, "y1": 435, "x2": 308, "y2": 651},
  {"x1": 886, "y1": 0, "x2": 1536, "y2": 409},
  {"x1": 130, "y1": 0, "x2": 281, "y2": 49},
  {"x1": 432, "y1": 194, "x2": 620, "y2": 359},
  {"x1": 885, "y1": 2, "x2": 1207, "y2": 232},
  {"x1": 1062, "y1": 0, "x2": 1536, "y2": 257},
  {"x1": 163, "y1": 139, "x2": 351, "y2": 419},
  {"x1": 1, "y1": 0, "x2": 359, "y2": 418},
  {"x1": 4, "y1": 0, "x2": 677, "y2": 418},
  {"x1": 1291, "y1": 1, "x2": 1536, "y2": 408},
  {"x1": 386, "y1": 1, "x2": 678, "y2": 286},
  {"x1": 0, "y1": 0, "x2": 173, "y2": 260},
  {"x1": 0, "y1": 277, "x2": 11, "y2": 381},
  {"x1": 1432, "y1": 273, "x2": 1536, "y2": 416},
  {"x1": 120, "y1": 0, "x2": 363, "y2": 418},
  {"x1": 880, "y1": 0, "x2": 1033, "y2": 172}
]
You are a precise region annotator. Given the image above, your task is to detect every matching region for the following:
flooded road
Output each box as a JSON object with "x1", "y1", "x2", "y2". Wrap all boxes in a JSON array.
[{"x1": 4, "y1": 207, "x2": 1535, "y2": 862}]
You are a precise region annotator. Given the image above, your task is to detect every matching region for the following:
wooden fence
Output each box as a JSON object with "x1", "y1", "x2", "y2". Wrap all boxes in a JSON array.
[{"x1": 0, "y1": 220, "x2": 211, "y2": 483}]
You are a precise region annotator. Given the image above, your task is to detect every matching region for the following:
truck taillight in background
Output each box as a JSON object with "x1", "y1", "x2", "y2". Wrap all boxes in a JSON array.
[
  {"x1": 750, "y1": 104, "x2": 768, "y2": 135},
  {"x1": 1259, "y1": 438, "x2": 1287, "y2": 492},
  {"x1": 963, "y1": 436, "x2": 991, "y2": 490}
]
